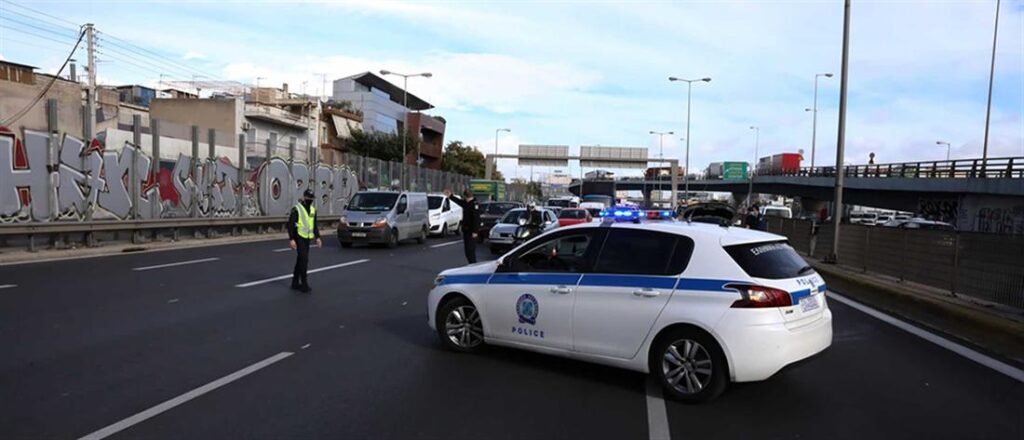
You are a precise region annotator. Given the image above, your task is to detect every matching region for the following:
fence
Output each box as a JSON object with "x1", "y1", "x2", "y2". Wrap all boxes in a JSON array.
[
  {"x1": 765, "y1": 217, "x2": 1024, "y2": 310},
  {"x1": 339, "y1": 152, "x2": 471, "y2": 194},
  {"x1": 769, "y1": 156, "x2": 1024, "y2": 179}
]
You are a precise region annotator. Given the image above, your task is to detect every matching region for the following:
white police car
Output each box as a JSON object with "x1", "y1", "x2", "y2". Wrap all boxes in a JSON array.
[{"x1": 427, "y1": 220, "x2": 832, "y2": 402}]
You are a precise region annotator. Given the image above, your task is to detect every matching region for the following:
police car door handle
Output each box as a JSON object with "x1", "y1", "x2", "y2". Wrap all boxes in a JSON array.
[
  {"x1": 633, "y1": 288, "x2": 660, "y2": 298},
  {"x1": 550, "y1": 286, "x2": 572, "y2": 294}
]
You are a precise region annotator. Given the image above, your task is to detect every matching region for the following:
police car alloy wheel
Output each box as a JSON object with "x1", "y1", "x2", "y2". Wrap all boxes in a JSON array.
[
  {"x1": 436, "y1": 297, "x2": 484, "y2": 352},
  {"x1": 651, "y1": 329, "x2": 727, "y2": 402}
]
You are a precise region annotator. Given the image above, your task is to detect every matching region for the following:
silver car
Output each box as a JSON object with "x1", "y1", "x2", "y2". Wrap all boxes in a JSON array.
[{"x1": 488, "y1": 208, "x2": 559, "y2": 254}]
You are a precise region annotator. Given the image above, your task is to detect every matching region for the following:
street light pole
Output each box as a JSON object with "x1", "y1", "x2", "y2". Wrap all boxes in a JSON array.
[
  {"x1": 828, "y1": 0, "x2": 852, "y2": 264},
  {"x1": 807, "y1": 73, "x2": 833, "y2": 170},
  {"x1": 982, "y1": 0, "x2": 1001, "y2": 167},
  {"x1": 669, "y1": 76, "x2": 711, "y2": 201},
  {"x1": 936, "y1": 141, "x2": 951, "y2": 161},
  {"x1": 649, "y1": 130, "x2": 674, "y2": 209},
  {"x1": 380, "y1": 70, "x2": 432, "y2": 189},
  {"x1": 747, "y1": 126, "x2": 759, "y2": 207}
]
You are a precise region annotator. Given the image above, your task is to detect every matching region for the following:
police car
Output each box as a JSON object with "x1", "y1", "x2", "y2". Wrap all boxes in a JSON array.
[{"x1": 427, "y1": 220, "x2": 832, "y2": 402}]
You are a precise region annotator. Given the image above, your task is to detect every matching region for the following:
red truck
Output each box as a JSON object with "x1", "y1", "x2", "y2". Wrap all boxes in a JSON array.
[{"x1": 757, "y1": 153, "x2": 802, "y2": 175}]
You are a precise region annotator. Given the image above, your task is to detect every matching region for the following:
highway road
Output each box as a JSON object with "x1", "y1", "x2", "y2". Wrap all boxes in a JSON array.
[{"x1": 1, "y1": 236, "x2": 1022, "y2": 439}]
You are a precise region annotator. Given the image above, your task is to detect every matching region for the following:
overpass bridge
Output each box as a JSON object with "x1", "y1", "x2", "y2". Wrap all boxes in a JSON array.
[{"x1": 570, "y1": 157, "x2": 1024, "y2": 228}]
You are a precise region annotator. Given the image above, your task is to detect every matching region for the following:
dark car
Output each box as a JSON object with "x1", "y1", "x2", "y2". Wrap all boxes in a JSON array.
[
  {"x1": 679, "y1": 202, "x2": 737, "y2": 226},
  {"x1": 477, "y1": 201, "x2": 524, "y2": 241}
]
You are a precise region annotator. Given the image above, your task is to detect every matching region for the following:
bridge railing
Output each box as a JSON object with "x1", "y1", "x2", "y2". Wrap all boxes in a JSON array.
[
  {"x1": 769, "y1": 156, "x2": 1024, "y2": 179},
  {"x1": 765, "y1": 217, "x2": 1024, "y2": 311}
]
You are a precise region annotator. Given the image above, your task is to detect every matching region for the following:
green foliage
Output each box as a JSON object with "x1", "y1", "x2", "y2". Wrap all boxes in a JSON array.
[
  {"x1": 526, "y1": 181, "x2": 543, "y2": 198},
  {"x1": 441, "y1": 140, "x2": 502, "y2": 180},
  {"x1": 345, "y1": 129, "x2": 419, "y2": 163}
]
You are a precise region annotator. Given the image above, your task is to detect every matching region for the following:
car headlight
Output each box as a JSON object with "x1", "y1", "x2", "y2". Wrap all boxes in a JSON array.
[
  {"x1": 372, "y1": 217, "x2": 388, "y2": 228},
  {"x1": 339, "y1": 215, "x2": 347, "y2": 224},
  {"x1": 434, "y1": 275, "x2": 445, "y2": 287}
]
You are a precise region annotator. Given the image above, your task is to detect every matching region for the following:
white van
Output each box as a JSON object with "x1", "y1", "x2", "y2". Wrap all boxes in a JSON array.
[
  {"x1": 427, "y1": 193, "x2": 463, "y2": 236},
  {"x1": 761, "y1": 205, "x2": 793, "y2": 219},
  {"x1": 338, "y1": 191, "x2": 430, "y2": 248}
]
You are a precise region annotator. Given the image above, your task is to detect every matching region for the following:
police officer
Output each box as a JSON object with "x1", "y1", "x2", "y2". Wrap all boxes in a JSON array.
[
  {"x1": 288, "y1": 189, "x2": 322, "y2": 292},
  {"x1": 445, "y1": 189, "x2": 479, "y2": 264}
]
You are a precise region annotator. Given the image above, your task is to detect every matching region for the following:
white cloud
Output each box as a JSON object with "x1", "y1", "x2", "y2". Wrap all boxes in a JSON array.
[{"x1": 182, "y1": 50, "x2": 206, "y2": 60}]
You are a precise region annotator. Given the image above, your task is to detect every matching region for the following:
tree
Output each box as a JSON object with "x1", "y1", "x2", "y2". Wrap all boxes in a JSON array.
[
  {"x1": 345, "y1": 129, "x2": 419, "y2": 163},
  {"x1": 441, "y1": 140, "x2": 503, "y2": 180}
]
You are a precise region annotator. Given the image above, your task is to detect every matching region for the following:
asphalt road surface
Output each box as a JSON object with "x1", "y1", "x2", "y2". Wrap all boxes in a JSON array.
[{"x1": 1, "y1": 236, "x2": 1022, "y2": 439}]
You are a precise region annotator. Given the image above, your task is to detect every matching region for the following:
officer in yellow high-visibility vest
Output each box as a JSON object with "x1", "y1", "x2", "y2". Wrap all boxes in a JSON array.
[{"x1": 287, "y1": 189, "x2": 322, "y2": 292}]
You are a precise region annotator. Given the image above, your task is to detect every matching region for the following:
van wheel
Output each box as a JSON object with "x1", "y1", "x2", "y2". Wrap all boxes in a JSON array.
[
  {"x1": 417, "y1": 226, "x2": 427, "y2": 244},
  {"x1": 440, "y1": 223, "x2": 448, "y2": 237},
  {"x1": 386, "y1": 228, "x2": 399, "y2": 249},
  {"x1": 650, "y1": 328, "x2": 728, "y2": 403}
]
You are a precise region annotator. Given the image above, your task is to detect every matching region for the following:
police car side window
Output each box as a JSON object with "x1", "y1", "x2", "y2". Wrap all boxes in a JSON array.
[
  {"x1": 593, "y1": 229, "x2": 693, "y2": 276},
  {"x1": 512, "y1": 232, "x2": 594, "y2": 273}
]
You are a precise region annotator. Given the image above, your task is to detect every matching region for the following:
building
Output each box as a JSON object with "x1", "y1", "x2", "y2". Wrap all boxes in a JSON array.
[
  {"x1": 0, "y1": 60, "x2": 83, "y2": 137},
  {"x1": 332, "y1": 71, "x2": 446, "y2": 169},
  {"x1": 114, "y1": 85, "x2": 157, "y2": 108},
  {"x1": 320, "y1": 105, "x2": 364, "y2": 166}
]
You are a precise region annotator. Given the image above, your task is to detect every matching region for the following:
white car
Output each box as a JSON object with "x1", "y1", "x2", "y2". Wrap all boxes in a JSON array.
[
  {"x1": 427, "y1": 194, "x2": 463, "y2": 236},
  {"x1": 487, "y1": 208, "x2": 559, "y2": 254},
  {"x1": 427, "y1": 221, "x2": 832, "y2": 402}
]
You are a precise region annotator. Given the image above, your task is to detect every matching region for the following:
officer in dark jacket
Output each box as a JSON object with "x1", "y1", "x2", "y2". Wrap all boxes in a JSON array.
[
  {"x1": 287, "y1": 189, "x2": 322, "y2": 292},
  {"x1": 445, "y1": 189, "x2": 480, "y2": 264}
]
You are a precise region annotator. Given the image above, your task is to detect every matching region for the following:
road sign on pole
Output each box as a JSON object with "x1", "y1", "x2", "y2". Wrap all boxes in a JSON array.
[{"x1": 579, "y1": 146, "x2": 648, "y2": 168}]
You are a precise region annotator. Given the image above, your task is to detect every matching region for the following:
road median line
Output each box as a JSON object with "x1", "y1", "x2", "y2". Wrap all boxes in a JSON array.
[
  {"x1": 235, "y1": 259, "x2": 370, "y2": 288},
  {"x1": 429, "y1": 240, "x2": 462, "y2": 248},
  {"x1": 132, "y1": 257, "x2": 220, "y2": 271},
  {"x1": 78, "y1": 351, "x2": 294, "y2": 440}
]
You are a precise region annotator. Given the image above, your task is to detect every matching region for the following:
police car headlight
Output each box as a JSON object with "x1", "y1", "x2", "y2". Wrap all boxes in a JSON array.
[
  {"x1": 434, "y1": 275, "x2": 445, "y2": 287},
  {"x1": 372, "y1": 217, "x2": 388, "y2": 228}
]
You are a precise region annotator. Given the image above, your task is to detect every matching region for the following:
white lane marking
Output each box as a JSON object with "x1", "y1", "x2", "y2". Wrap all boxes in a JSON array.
[
  {"x1": 828, "y1": 291, "x2": 1024, "y2": 383},
  {"x1": 132, "y1": 257, "x2": 220, "y2": 272},
  {"x1": 429, "y1": 240, "x2": 461, "y2": 248},
  {"x1": 272, "y1": 248, "x2": 292, "y2": 253},
  {"x1": 234, "y1": 259, "x2": 370, "y2": 288},
  {"x1": 0, "y1": 284, "x2": 16, "y2": 290},
  {"x1": 78, "y1": 351, "x2": 293, "y2": 440},
  {"x1": 645, "y1": 378, "x2": 671, "y2": 440}
]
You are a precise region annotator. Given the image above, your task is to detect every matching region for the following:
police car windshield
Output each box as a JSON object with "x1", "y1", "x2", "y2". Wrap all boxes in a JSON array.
[
  {"x1": 348, "y1": 193, "x2": 399, "y2": 211},
  {"x1": 483, "y1": 203, "x2": 518, "y2": 215},
  {"x1": 500, "y1": 209, "x2": 530, "y2": 224},
  {"x1": 428, "y1": 196, "x2": 444, "y2": 210}
]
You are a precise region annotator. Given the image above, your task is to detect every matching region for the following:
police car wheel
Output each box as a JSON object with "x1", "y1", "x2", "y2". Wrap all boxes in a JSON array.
[
  {"x1": 651, "y1": 328, "x2": 727, "y2": 403},
  {"x1": 436, "y1": 297, "x2": 484, "y2": 352},
  {"x1": 440, "y1": 223, "x2": 448, "y2": 237}
]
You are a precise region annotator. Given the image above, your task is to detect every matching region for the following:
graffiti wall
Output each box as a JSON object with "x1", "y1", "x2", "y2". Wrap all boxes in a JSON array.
[
  {"x1": 0, "y1": 127, "x2": 359, "y2": 223},
  {"x1": 958, "y1": 195, "x2": 1024, "y2": 236}
]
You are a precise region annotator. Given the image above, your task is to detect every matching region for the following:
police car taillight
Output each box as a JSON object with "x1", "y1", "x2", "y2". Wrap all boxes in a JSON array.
[{"x1": 725, "y1": 284, "x2": 792, "y2": 308}]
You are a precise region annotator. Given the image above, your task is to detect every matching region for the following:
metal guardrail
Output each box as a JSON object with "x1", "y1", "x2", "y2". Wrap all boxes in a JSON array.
[
  {"x1": 766, "y1": 217, "x2": 1024, "y2": 311},
  {"x1": 767, "y1": 156, "x2": 1024, "y2": 179}
]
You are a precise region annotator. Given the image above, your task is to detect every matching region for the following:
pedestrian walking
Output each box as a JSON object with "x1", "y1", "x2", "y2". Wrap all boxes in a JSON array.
[
  {"x1": 288, "y1": 189, "x2": 322, "y2": 292},
  {"x1": 445, "y1": 189, "x2": 480, "y2": 264}
]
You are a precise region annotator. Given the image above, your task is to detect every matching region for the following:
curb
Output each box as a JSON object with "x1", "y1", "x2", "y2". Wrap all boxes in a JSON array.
[
  {"x1": 811, "y1": 260, "x2": 1024, "y2": 369},
  {"x1": 0, "y1": 233, "x2": 288, "y2": 266}
]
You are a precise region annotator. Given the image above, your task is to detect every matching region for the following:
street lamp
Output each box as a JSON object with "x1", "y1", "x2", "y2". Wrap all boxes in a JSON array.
[
  {"x1": 936, "y1": 141, "x2": 951, "y2": 161},
  {"x1": 492, "y1": 128, "x2": 511, "y2": 180},
  {"x1": 254, "y1": 76, "x2": 265, "y2": 102},
  {"x1": 747, "y1": 126, "x2": 760, "y2": 207},
  {"x1": 648, "y1": 130, "x2": 674, "y2": 159},
  {"x1": 380, "y1": 70, "x2": 432, "y2": 189},
  {"x1": 669, "y1": 76, "x2": 711, "y2": 200},
  {"x1": 806, "y1": 73, "x2": 833, "y2": 170}
]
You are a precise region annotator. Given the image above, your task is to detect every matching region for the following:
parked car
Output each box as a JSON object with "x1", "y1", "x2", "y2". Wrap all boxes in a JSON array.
[
  {"x1": 427, "y1": 193, "x2": 463, "y2": 236},
  {"x1": 881, "y1": 217, "x2": 956, "y2": 231},
  {"x1": 761, "y1": 205, "x2": 793, "y2": 219},
  {"x1": 487, "y1": 208, "x2": 559, "y2": 254},
  {"x1": 428, "y1": 221, "x2": 831, "y2": 403},
  {"x1": 338, "y1": 191, "x2": 429, "y2": 248},
  {"x1": 849, "y1": 212, "x2": 878, "y2": 226},
  {"x1": 477, "y1": 201, "x2": 524, "y2": 241},
  {"x1": 557, "y1": 208, "x2": 593, "y2": 227}
]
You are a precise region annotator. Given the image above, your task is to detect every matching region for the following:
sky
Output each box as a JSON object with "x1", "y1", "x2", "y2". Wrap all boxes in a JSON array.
[{"x1": 1, "y1": 0, "x2": 1022, "y2": 181}]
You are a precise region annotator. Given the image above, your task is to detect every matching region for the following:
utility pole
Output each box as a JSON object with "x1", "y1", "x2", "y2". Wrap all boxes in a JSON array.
[
  {"x1": 85, "y1": 23, "x2": 96, "y2": 139},
  {"x1": 828, "y1": 0, "x2": 852, "y2": 264},
  {"x1": 806, "y1": 73, "x2": 833, "y2": 169}
]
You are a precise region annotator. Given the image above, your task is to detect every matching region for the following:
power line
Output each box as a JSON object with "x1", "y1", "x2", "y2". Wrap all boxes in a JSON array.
[
  {"x1": 96, "y1": 31, "x2": 220, "y2": 80},
  {"x1": 0, "y1": 15, "x2": 79, "y2": 40},
  {"x1": 1, "y1": 28, "x2": 85, "y2": 126},
  {"x1": 0, "y1": 24, "x2": 84, "y2": 48},
  {"x1": 95, "y1": 42, "x2": 196, "y2": 79},
  {"x1": 0, "y1": 0, "x2": 81, "y2": 28},
  {"x1": 1, "y1": 36, "x2": 78, "y2": 54},
  {"x1": 0, "y1": 7, "x2": 80, "y2": 35}
]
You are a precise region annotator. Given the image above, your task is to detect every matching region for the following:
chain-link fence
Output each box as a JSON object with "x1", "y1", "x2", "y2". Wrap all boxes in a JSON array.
[
  {"x1": 765, "y1": 217, "x2": 1024, "y2": 310},
  {"x1": 339, "y1": 152, "x2": 472, "y2": 193}
]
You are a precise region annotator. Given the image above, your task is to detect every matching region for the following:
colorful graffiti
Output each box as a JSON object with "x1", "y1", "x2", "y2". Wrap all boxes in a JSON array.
[{"x1": 0, "y1": 127, "x2": 359, "y2": 223}]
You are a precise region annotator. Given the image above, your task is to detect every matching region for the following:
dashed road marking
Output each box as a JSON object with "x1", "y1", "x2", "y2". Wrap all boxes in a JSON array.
[
  {"x1": 429, "y1": 240, "x2": 461, "y2": 248},
  {"x1": 0, "y1": 284, "x2": 16, "y2": 290},
  {"x1": 234, "y1": 259, "x2": 370, "y2": 288},
  {"x1": 132, "y1": 257, "x2": 220, "y2": 272},
  {"x1": 645, "y1": 378, "x2": 671, "y2": 440},
  {"x1": 78, "y1": 351, "x2": 294, "y2": 440},
  {"x1": 272, "y1": 248, "x2": 292, "y2": 253},
  {"x1": 829, "y1": 291, "x2": 1024, "y2": 383}
]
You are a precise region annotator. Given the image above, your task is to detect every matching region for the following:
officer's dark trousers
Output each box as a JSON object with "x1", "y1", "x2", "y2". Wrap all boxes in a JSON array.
[
  {"x1": 462, "y1": 230, "x2": 477, "y2": 264},
  {"x1": 293, "y1": 238, "x2": 311, "y2": 286}
]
